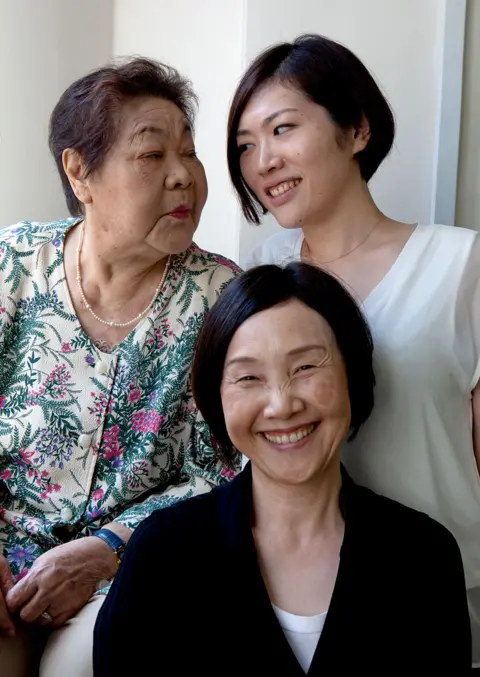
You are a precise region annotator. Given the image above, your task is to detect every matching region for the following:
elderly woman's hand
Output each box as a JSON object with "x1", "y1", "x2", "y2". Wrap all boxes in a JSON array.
[
  {"x1": 0, "y1": 553, "x2": 15, "y2": 636},
  {"x1": 6, "y1": 537, "x2": 118, "y2": 628}
]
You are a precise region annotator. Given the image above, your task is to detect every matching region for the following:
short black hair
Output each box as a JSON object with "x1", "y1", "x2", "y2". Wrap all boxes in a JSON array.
[
  {"x1": 49, "y1": 57, "x2": 198, "y2": 216},
  {"x1": 227, "y1": 33, "x2": 395, "y2": 224},
  {"x1": 192, "y1": 262, "x2": 375, "y2": 460}
]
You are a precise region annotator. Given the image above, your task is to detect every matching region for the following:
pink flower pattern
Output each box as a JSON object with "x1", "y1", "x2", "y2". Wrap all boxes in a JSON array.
[
  {"x1": 131, "y1": 410, "x2": 164, "y2": 434},
  {"x1": 0, "y1": 220, "x2": 241, "y2": 580}
]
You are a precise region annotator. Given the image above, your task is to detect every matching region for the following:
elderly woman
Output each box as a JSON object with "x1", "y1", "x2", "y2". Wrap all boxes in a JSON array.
[
  {"x1": 0, "y1": 58, "x2": 239, "y2": 677},
  {"x1": 94, "y1": 263, "x2": 471, "y2": 675}
]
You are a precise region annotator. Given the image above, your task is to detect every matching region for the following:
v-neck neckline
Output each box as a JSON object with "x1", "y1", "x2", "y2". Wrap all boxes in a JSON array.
[
  {"x1": 294, "y1": 224, "x2": 424, "y2": 312},
  {"x1": 238, "y1": 467, "x2": 359, "y2": 676}
]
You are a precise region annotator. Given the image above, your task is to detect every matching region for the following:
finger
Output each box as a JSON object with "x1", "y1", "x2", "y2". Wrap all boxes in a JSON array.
[
  {"x1": 37, "y1": 610, "x2": 54, "y2": 627},
  {"x1": 50, "y1": 611, "x2": 71, "y2": 629},
  {"x1": 49, "y1": 599, "x2": 86, "y2": 630},
  {"x1": 0, "y1": 595, "x2": 15, "y2": 637},
  {"x1": 6, "y1": 575, "x2": 38, "y2": 615},
  {"x1": 0, "y1": 558, "x2": 14, "y2": 596},
  {"x1": 17, "y1": 590, "x2": 50, "y2": 624}
]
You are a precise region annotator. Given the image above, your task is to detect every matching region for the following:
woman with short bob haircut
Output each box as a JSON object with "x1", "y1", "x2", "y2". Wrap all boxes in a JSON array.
[
  {"x1": 228, "y1": 33, "x2": 480, "y2": 668},
  {"x1": 94, "y1": 263, "x2": 470, "y2": 676}
]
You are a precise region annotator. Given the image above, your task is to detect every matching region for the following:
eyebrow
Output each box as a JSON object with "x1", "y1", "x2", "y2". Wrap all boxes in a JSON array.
[
  {"x1": 225, "y1": 343, "x2": 327, "y2": 368},
  {"x1": 236, "y1": 107, "x2": 299, "y2": 138},
  {"x1": 129, "y1": 122, "x2": 191, "y2": 145}
]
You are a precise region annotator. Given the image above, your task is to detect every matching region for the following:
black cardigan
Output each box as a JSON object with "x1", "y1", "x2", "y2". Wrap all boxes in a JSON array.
[{"x1": 94, "y1": 466, "x2": 471, "y2": 675}]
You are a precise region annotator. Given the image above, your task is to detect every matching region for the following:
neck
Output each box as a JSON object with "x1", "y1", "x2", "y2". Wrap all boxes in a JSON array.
[
  {"x1": 302, "y1": 179, "x2": 384, "y2": 263},
  {"x1": 251, "y1": 459, "x2": 343, "y2": 545},
  {"x1": 76, "y1": 217, "x2": 168, "y2": 304}
]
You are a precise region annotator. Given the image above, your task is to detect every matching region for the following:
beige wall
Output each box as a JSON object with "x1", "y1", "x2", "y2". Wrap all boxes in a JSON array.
[
  {"x1": 456, "y1": 0, "x2": 480, "y2": 231},
  {"x1": 114, "y1": 0, "x2": 245, "y2": 261},
  {"x1": 0, "y1": 0, "x2": 113, "y2": 226}
]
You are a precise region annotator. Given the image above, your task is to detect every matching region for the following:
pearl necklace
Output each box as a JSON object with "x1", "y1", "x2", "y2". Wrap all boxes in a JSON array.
[{"x1": 75, "y1": 221, "x2": 171, "y2": 328}]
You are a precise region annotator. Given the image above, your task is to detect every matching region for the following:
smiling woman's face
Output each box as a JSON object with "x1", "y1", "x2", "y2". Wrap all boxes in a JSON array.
[
  {"x1": 236, "y1": 82, "x2": 367, "y2": 230},
  {"x1": 220, "y1": 299, "x2": 351, "y2": 486}
]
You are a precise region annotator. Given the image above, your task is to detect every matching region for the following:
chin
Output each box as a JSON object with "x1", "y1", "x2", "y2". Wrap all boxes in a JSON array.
[
  {"x1": 160, "y1": 226, "x2": 197, "y2": 255},
  {"x1": 270, "y1": 209, "x2": 304, "y2": 230}
]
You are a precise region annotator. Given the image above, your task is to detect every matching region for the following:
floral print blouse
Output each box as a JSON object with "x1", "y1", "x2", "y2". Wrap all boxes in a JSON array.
[{"x1": 0, "y1": 219, "x2": 240, "y2": 580}]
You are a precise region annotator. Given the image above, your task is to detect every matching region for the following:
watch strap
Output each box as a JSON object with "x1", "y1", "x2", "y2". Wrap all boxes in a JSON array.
[{"x1": 93, "y1": 528, "x2": 126, "y2": 563}]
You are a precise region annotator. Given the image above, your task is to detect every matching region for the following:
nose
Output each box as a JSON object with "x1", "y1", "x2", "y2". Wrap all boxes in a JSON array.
[
  {"x1": 264, "y1": 385, "x2": 303, "y2": 420},
  {"x1": 258, "y1": 140, "x2": 284, "y2": 176},
  {"x1": 164, "y1": 153, "x2": 193, "y2": 190}
]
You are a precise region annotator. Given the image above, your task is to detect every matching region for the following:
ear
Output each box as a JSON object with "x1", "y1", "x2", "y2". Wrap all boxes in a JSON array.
[
  {"x1": 62, "y1": 149, "x2": 93, "y2": 206},
  {"x1": 352, "y1": 116, "x2": 371, "y2": 155}
]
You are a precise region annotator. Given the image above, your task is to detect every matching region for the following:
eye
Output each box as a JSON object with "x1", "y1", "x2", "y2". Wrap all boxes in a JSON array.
[
  {"x1": 145, "y1": 152, "x2": 164, "y2": 159},
  {"x1": 296, "y1": 364, "x2": 316, "y2": 373},
  {"x1": 274, "y1": 124, "x2": 295, "y2": 136},
  {"x1": 237, "y1": 375, "x2": 258, "y2": 383},
  {"x1": 238, "y1": 143, "x2": 254, "y2": 155},
  {"x1": 186, "y1": 149, "x2": 198, "y2": 159}
]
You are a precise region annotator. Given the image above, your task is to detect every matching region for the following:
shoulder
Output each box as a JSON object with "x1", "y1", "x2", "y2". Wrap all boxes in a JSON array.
[
  {"x1": 355, "y1": 482, "x2": 461, "y2": 558},
  {"x1": 129, "y1": 477, "x2": 237, "y2": 553},
  {"x1": 419, "y1": 223, "x2": 478, "y2": 254},
  {"x1": 175, "y1": 243, "x2": 242, "y2": 306},
  {"x1": 0, "y1": 219, "x2": 76, "y2": 252},
  {"x1": 246, "y1": 229, "x2": 302, "y2": 269},
  {"x1": 0, "y1": 219, "x2": 76, "y2": 300}
]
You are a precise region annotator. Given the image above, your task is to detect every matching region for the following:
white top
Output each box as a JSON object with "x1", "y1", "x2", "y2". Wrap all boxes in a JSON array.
[
  {"x1": 248, "y1": 224, "x2": 480, "y2": 664},
  {"x1": 273, "y1": 604, "x2": 327, "y2": 673}
]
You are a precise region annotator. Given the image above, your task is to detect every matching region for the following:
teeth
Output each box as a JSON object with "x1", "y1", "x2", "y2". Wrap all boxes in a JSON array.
[
  {"x1": 264, "y1": 424, "x2": 315, "y2": 445},
  {"x1": 269, "y1": 179, "x2": 300, "y2": 197}
]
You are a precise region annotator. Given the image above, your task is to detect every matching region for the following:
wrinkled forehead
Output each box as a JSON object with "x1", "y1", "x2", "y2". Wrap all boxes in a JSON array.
[{"x1": 116, "y1": 96, "x2": 193, "y2": 146}]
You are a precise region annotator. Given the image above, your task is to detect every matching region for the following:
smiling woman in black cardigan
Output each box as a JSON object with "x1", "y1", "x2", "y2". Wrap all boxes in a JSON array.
[{"x1": 94, "y1": 263, "x2": 471, "y2": 675}]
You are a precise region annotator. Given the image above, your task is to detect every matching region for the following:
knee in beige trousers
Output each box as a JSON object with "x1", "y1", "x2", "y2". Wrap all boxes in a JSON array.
[{"x1": 0, "y1": 595, "x2": 104, "y2": 677}]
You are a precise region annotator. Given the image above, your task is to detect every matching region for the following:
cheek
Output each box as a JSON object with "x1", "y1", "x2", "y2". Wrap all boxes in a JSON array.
[
  {"x1": 239, "y1": 156, "x2": 257, "y2": 190},
  {"x1": 221, "y1": 388, "x2": 260, "y2": 443},
  {"x1": 193, "y1": 165, "x2": 208, "y2": 204},
  {"x1": 309, "y1": 373, "x2": 350, "y2": 416}
]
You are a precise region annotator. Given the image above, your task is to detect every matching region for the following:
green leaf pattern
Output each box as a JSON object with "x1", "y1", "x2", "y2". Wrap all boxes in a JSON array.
[{"x1": 0, "y1": 220, "x2": 241, "y2": 579}]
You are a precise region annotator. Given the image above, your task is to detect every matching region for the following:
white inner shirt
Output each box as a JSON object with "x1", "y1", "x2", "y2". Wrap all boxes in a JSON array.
[{"x1": 273, "y1": 604, "x2": 327, "y2": 673}]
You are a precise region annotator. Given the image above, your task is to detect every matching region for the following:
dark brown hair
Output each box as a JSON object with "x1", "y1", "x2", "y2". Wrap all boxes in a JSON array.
[
  {"x1": 49, "y1": 57, "x2": 198, "y2": 216},
  {"x1": 227, "y1": 34, "x2": 395, "y2": 224},
  {"x1": 192, "y1": 262, "x2": 375, "y2": 460}
]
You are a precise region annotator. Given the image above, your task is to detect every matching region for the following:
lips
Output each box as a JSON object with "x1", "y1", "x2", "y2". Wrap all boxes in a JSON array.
[
  {"x1": 170, "y1": 206, "x2": 190, "y2": 219},
  {"x1": 262, "y1": 423, "x2": 316, "y2": 446},
  {"x1": 265, "y1": 178, "x2": 301, "y2": 198}
]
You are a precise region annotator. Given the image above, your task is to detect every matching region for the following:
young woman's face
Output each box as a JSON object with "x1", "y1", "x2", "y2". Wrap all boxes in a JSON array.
[
  {"x1": 220, "y1": 299, "x2": 351, "y2": 487},
  {"x1": 236, "y1": 82, "x2": 368, "y2": 229}
]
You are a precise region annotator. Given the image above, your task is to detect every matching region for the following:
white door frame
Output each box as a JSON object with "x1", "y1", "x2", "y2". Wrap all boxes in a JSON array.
[{"x1": 431, "y1": 0, "x2": 467, "y2": 225}]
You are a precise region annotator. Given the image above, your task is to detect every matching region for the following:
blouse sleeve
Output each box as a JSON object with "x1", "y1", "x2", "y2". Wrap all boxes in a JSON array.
[{"x1": 456, "y1": 234, "x2": 480, "y2": 390}]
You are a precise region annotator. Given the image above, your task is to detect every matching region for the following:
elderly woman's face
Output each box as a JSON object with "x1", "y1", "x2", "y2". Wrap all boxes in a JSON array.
[
  {"x1": 220, "y1": 299, "x2": 351, "y2": 486},
  {"x1": 87, "y1": 96, "x2": 207, "y2": 255}
]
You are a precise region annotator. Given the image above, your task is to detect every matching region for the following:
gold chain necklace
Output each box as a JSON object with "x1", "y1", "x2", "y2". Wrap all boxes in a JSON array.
[
  {"x1": 75, "y1": 221, "x2": 171, "y2": 328},
  {"x1": 303, "y1": 217, "x2": 382, "y2": 266}
]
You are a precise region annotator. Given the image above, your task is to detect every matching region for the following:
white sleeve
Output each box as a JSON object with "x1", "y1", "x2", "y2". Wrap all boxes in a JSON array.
[
  {"x1": 245, "y1": 242, "x2": 265, "y2": 270},
  {"x1": 456, "y1": 234, "x2": 480, "y2": 390}
]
